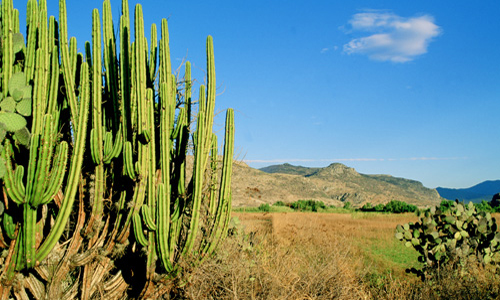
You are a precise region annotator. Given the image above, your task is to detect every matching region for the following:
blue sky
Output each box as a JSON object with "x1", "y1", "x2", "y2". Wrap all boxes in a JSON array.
[{"x1": 18, "y1": 1, "x2": 500, "y2": 189}]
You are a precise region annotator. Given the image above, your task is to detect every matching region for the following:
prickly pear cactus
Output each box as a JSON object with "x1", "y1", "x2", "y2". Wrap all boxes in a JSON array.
[
  {"x1": 396, "y1": 200, "x2": 500, "y2": 280},
  {"x1": 0, "y1": 6, "x2": 33, "y2": 181}
]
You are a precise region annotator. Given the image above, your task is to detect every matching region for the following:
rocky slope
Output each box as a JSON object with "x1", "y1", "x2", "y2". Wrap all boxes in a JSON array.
[{"x1": 231, "y1": 162, "x2": 441, "y2": 208}]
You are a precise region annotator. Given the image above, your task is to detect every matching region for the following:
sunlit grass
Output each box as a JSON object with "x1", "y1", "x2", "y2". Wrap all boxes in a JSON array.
[{"x1": 175, "y1": 211, "x2": 500, "y2": 299}]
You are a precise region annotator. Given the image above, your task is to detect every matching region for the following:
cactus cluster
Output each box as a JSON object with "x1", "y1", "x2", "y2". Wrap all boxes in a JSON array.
[
  {"x1": 396, "y1": 200, "x2": 500, "y2": 280},
  {"x1": 0, "y1": 0, "x2": 235, "y2": 298}
]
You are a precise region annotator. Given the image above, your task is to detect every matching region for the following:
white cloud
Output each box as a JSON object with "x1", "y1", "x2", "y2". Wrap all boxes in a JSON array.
[{"x1": 343, "y1": 11, "x2": 441, "y2": 62}]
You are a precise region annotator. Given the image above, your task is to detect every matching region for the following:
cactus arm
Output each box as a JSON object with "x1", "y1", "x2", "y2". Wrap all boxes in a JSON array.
[
  {"x1": 144, "y1": 87, "x2": 157, "y2": 278},
  {"x1": 145, "y1": 88, "x2": 156, "y2": 208},
  {"x1": 208, "y1": 134, "x2": 218, "y2": 216},
  {"x1": 159, "y1": 19, "x2": 171, "y2": 84},
  {"x1": 123, "y1": 141, "x2": 136, "y2": 179},
  {"x1": 173, "y1": 107, "x2": 188, "y2": 196},
  {"x1": 148, "y1": 24, "x2": 157, "y2": 86},
  {"x1": 141, "y1": 205, "x2": 157, "y2": 231},
  {"x1": 103, "y1": 0, "x2": 120, "y2": 129},
  {"x1": 102, "y1": 131, "x2": 114, "y2": 163},
  {"x1": 156, "y1": 84, "x2": 172, "y2": 271},
  {"x1": 30, "y1": 115, "x2": 55, "y2": 208},
  {"x1": 31, "y1": 48, "x2": 47, "y2": 135},
  {"x1": 103, "y1": 126, "x2": 123, "y2": 164},
  {"x1": 130, "y1": 41, "x2": 138, "y2": 137},
  {"x1": 58, "y1": 0, "x2": 79, "y2": 130},
  {"x1": 22, "y1": 133, "x2": 39, "y2": 202},
  {"x1": 2, "y1": 141, "x2": 25, "y2": 204},
  {"x1": 2, "y1": 0, "x2": 14, "y2": 98},
  {"x1": 116, "y1": 174, "x2": 147, "y2": 243},
  {"x1": 142, "y1": 87, "x2": 156, "y2": 278},
  {"x1": 91, "y1": 8, "x2": 103, "y2": 165},
  {"x1": 185, "y1": 61, "x2": 192, "y2": 128},
  {"x1": 14, "y1": 165, "x2": 25, "y2": 197},
  {"x1": 48, "y1": 15, "x2": 57, "y2": 53},
  {"x1": 159, "y1": 82, "x2": 171, "y2": 187},
  {"x1": 22, "y1": 204, "x2": 36, "y2": 268},
  {"x1": 119, "y1": 15, "x2": 131, "y2": 141},
  {"x1": 37, "y1": 1, "x2": 49, "y2": 77},
  {"x1": 156, "y1": 77, "x2": 173, "y2": 270},
  {"x1": 134, "y1": 4, "x2": 147, "y2": 140},
  {"x1": 156, "y1": 183, "x2": 173, "y2": 272},
  {"x1": 181, "y1": 37, "x2": 217, "y2": 256},
  {"x1": 86, "y1": 9, "x2": 106, "y2": 232},
  {"x1": 69, "y1": 36, "x2": 78, "y2": 85},
  {"x1": 181, "y1": 107, "x2": 206, "y2": 256},
  {"x1": 47, "y1": 45, "x2": 60, "y2": 118},
  {"x1": 40, "y1": 142, "x2": 68, "y2": 205},
  {"x1": 24, "y1": 0, "x2": 37, "y2": 83},
  {"x1": 202, "y1": 109, "x2": 234, "y2": 257},
  {"x1": 119, "y1": 0, "x2": 132, "y2": 143},
  {"x1": 35, "y1": 61, "x2": 90, "y2": 263},
  {"x1": 110, "y1": 127, "x2": 124, "y2": 158},
  {"x1": 203, "y1": 36, "x2": 216, "y2": 160},
  {"x1": 132, "y1": 212, "x2": 148, "y2": 247}
]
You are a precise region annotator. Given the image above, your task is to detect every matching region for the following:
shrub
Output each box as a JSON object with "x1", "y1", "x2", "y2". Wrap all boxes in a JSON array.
[
  {"x1": 273, "y1": 201, "x2": 286, "y2": 207},
  {"x1": 475, "y1": 200, "x2": 493, "y2": 213},
  {"x1": 258, "y1": 203, "x2": 271, "y2": 212},
  {"x1": 384, "y1": 200, "x2": 417, "y2": 213},
  {"x1": 360, "y1": 203, "x2": 373, "y2": 211},
  {"x1": 359, "y1": 200, "x2": 416, "y2": 213},
  {"x1": 396, "y1": 200, "x2": 500, "y2": 281},
  {"x1": 343, "y1": 202, "x2": 352, "y2": 210},
  {"x1": 439, "y1": 199, "x2": 455, "y2": 212},
  {"x1": 289, "y1": 199, "x2": 326, "y2": 212}
]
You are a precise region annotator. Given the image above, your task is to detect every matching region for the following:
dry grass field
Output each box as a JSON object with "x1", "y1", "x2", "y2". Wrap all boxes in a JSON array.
[{"x1": 173, "y1": 212, "x2": 500, "y2": 300}]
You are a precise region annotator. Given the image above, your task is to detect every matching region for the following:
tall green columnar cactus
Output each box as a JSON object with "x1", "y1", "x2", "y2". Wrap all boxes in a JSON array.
[
  {"x1": 112, "y1": 2, "x2": 235, "y2": 285},
  {"x1": 1, "y1": 0, "x2": 234, "y2": 298},
  {"x1": 0, "y1": 0, "x2": 90, "y2": 284}
]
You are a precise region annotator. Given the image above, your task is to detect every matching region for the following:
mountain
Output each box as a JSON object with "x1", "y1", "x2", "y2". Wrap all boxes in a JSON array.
[
  {"x1": 259, "y1": 163, "x2": 319, "y2": 176},
  {"x1": 229, "y1": 162, "x2": 441, "y2": 208},
  {"x1": 436, "y1": 180, "x2": 500, "y2": 203}
]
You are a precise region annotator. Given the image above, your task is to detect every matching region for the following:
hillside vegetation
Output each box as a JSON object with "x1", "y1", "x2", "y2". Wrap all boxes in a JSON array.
[{"x1": 231, "y1": 162, "x2": 441, "y2": 208}]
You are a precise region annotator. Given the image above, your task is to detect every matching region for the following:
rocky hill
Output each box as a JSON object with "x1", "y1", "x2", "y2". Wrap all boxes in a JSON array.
[{"x1": 231, "y1": 162, "x2": 441, "y2": 208}]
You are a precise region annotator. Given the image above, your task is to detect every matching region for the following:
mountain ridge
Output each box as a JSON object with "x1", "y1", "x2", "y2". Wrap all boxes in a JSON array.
[
  {"x1": 436, "y1": 180, "x2": 500, "y2": 203},
  {"x1": 230, "y1": 162, "x2": 441, "y2": 208}
]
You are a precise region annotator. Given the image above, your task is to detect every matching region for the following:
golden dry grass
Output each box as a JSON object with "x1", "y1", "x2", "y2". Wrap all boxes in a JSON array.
[{"x1": 172, "y1": 212, "x2": 500, "y2": 300}]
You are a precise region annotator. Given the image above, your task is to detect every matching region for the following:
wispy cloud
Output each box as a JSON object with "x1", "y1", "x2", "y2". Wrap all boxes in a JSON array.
[
  {"x1": 320, "y1": 46, "x2": 338, "y2": 54},
  {"x1": 343, "y1": 10, "x2": 441, "y2": 62},
  {"x1": 245, "y1": 157, "x2": 467, "y2": 164}
]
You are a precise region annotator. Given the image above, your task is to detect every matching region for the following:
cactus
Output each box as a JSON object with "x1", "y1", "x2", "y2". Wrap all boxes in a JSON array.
[
  {"x1": 0, "y1": 0, "x2": 234, "y2": 298},
  {"x1": 396, "y1": 200, "x2": 500, "y2": 280},
  {"x1": 0, "y1": 0, "x2": 90, "y2": 286}
]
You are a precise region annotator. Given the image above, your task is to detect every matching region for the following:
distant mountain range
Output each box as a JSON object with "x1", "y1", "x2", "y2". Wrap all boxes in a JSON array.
[
  {"x1": 436, "y1": 180, "x2": 500, "y2": 203},
  {"x1": 230, "y1": 162, "x2": 441, "y2": 208}
]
